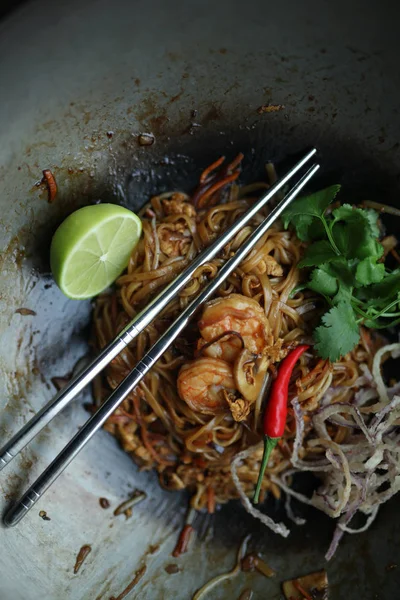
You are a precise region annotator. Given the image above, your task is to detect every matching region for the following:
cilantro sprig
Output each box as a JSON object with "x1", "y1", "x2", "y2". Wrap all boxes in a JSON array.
[{"x1": 283, "y1": 186, "x2": 400, "y2": 361}]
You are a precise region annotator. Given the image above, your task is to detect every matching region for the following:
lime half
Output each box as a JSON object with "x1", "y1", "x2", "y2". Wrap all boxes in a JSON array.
[{"x1": 50, "y1": 203, "x2": 142, "y2": 299}]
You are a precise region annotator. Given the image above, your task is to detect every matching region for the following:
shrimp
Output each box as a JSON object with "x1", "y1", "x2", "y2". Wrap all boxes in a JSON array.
[
  {"x1": 198, "y1": 293, "x2": 272, "y2": 362},
  {"x1": 177, "y1": 357, "x2": 235, "y2": 415}
]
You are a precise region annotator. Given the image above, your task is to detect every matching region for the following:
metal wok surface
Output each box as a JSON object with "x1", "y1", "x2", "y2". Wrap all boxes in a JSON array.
[{"x1": 0, "y1": 1, "x2": 399, "y2": 598}]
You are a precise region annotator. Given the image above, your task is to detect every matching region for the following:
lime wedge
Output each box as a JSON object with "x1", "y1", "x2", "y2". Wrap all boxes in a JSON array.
[{"x1": 50, "y1": 203, "x2": 142, "y2": 299}]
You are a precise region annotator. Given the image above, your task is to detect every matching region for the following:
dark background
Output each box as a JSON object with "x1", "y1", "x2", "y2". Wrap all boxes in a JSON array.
[{"x1": 0, "y1": 0, "x2": 26, "y2": 20}]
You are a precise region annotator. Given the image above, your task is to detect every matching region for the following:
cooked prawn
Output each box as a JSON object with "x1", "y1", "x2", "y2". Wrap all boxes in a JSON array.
[
  {"x1": 198, "y1": 293, "x2": 272, "y2": 362},
  {"x1": 177, "y1": 357, "x2": 235, "y2": 415}
]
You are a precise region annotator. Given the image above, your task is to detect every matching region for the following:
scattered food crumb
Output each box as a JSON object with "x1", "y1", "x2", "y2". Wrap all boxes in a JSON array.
[
  {"x1": 283, "y1": 570, "x2": 328, "y2": 600},
  {"x1": 74, "y1": 544, "x2": 92, "y2": 574},
  {"x1": 113, "y1": 491, "x2": 147, "y2": 516},
  {"x1": 106, "y1": 131, "x2": 114, "y2": 139},
  {"x1": 164, "y1": 563, "x2": 180, "y2": 575},
  {"x1": 172, "y1": 524, "x2": 194, "y2": 557},
  {"x1": 241, "y1": 553, "x2": 275, "y2": 578},
  {"x1": 386, "y1": 562, "x2": 397, "y2": 571},
  {"x1": 138, "y1": 133, "x2": 155, "y2": 146},
  {"x1": 257, "y1": 104, "x2": 285, "y2": 114},
  {"x1": 124, "y1": 508, "x2": 133, "y2": 520},
  {"x1": 39, "y1": 510, "x2": 51, "y2": 521},
  {"x1": 110, "y1": 565, "x2": 147, "y2": 600},
  {"x1": 42, "y1": 169, "x2": 57, "y2": 203},
  {"x1": 15, "y1": 308, "x2": 37, "y2": 316},
  {"x1": 99, "y1": 497, "x2": 111, "y2": 509}
]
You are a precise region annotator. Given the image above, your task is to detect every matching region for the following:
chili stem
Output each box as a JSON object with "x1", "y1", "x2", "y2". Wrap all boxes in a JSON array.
[{"x1": 253, "y1": 436, "x2": 279, "y2": 504}]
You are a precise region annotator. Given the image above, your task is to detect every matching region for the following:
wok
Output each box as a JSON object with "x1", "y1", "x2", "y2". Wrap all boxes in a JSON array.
[{"x1": 0, "y1": 1, "x2": 399, "y2": 598}]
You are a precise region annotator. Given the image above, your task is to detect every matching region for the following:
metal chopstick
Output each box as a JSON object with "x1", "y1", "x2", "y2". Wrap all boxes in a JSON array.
[
  {"x1": 0, "y1": 148, "x2": 316, "y2": 472},
  {"x1": 3, "y1": 162, "x2": 319, "y2": 527}
]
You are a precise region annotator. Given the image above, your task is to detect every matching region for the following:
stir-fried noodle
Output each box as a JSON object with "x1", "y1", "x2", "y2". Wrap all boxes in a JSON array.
[{"x1": 91, "y1": 155, "x2": 400, "y2": 558}]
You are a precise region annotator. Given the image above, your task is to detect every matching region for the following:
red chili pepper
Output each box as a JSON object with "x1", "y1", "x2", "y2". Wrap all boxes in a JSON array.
[{"x1": 253, "y1": 344, "x2": 309, "y2": 503}]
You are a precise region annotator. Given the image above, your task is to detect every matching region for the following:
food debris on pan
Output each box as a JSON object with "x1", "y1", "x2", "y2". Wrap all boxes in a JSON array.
[
  {"x1": 109, "y1": 565, "x2": 147, "y2": 600},
  {"x1": 73, "y1": 544, "x2": 92, "y2": 574},
  {"x1": 282, "y1": 570, "x2": 329, "y2": 600},
  {"x1": 241, "y1": 552, "x2": 276, "y2": 578},
  {"x1": 39, "y1": 510, "x2": 51, "y2": 521},
  {"x1": 257, "y1": 104, "x2": 285, "y2": 114},
  {"x1": 113, "y1": 490, "x2": 146, "y2": 518},
  {"x1": 41, "y1": 168, "x2": 57, "y2": 202},
  {"x1": 99, "y1": 497, "x2": 111, "y2": 509},
  {"x1": 15, "y1": 308, "x2": 37, "y2": 316},
  {"x1": 172, "y1": 524, "x2": 194, "y2": 557},
  {"x1": 138, "y1": 133, "x2": 155, "y2": 146},
  {"x1": 164, "y1": 563, "x2": 180, "y2": 574}
]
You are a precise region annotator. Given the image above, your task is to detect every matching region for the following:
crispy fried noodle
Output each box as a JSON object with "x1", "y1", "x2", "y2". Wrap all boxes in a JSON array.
[{"x1": 91, "y1": 155, "x2": 400, "y2": 559}]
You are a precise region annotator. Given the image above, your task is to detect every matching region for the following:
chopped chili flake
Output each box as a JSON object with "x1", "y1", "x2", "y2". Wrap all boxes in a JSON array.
[
  {"x1": 172, "y1": 524, "x2": 194, "y2": 557},
  {"x1": 42, "y1": 169, "x2": 57, "y2": 203}
]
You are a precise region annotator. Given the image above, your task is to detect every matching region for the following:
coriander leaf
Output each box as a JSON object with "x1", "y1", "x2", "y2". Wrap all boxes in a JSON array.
[
  {"x1": 331, "y1": 203, "x2": 383, "y2": 260},
  {"x1": 290, "y1": 214, "x2": 315, "y2": 242},
  {"x1": 298, "y1": 240, "x2": 340, "y2": 268},
  {"x1": 306, "y1": 259, "x2": 355, "y2": 301},
  {"x1": 314, "y1": 301, "x2": 360, "y2": 361},
  {"x1": 361, "y1": 238, "x2": 384, "y2": 260},
  {"x1": 355, "y1": 257, "x2": 385, "y2": 286},
  {"x1": 332, "y1": 204, "x2": 379, "y2": 235},
  {"x1": 308, "y1": 267, "x2": 338, "y2": 296},
  {"x1": 363, "y1": 208, "x2": 381, "y2": 238},
  {"x1": 306, "y1": 218, "x2": 326, "y2": 241},
  {"x1": 282, "y1": 185, "x2": 341, "y2": 226},
  {"x1": 281, "y1": 212, "x2": 315, "y2": 242},
  {"x1": 357, "y1": 269, "x2": 400, "y2": 305},
  {"x1": 332, "y1": 203, "x2": 362, "y2": 224},
  {"x1": 332, "y1": 220, "x2": 383, "y2": 260},
  {"x1": 324, "y1": 258, "x2": 357, "y2": 289},
  {"x1": 332, "y1": 283, "x2": 353, "y2": 305}
]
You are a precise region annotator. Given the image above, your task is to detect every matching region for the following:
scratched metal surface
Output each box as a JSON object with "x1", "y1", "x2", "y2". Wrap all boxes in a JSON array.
[{"x1": 0, "y1": 0, "x2": 399, "y2": 599}]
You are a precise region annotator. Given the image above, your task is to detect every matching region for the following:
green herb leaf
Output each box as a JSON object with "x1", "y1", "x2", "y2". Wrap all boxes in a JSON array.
[
  {"x1": 292, "y1": 185, "x2": 342, "y2": 219},
  {"x1": 314, "y1": 301, "x2": 360, "y2": 361},
  {"x1": 332, "y1": 204, "x2": 380, "y2": 237},
  {"x1": 298, "y1": 240, "x2": 340, "y2": 268},
  {"x1": 355, "y1": 257, "x2": 385, "y2": 286},
  {"x1": 363, "y1": 208, "x2": 381, "y2": 238},
  {"x1": 332, "y1": 283, "x2": 354, "y2": 305},
  {"x1": 285, "y1": 184, "x2": 395, "y2": 360},
  {"x1": 306, "y1": 259, "x2": 355, "y2": 304},
  {"x1": 290, "y1": 215, "x2": 315, "y2": 242},
  {"x1": 308, "y1": 266, "x2": 338, "y2": 296},
  {"x1": 326, "y1": 259, "x2": 357, "y2": 289},
  {"x1": 332, "y1": 204, "x2": 383, "y2": 260},
  {"x1": 282, "y1": 185, "x2": 341, "y2": 241},
  {"x1": 356, "y1": 269, "x2": 400, "y2": 306}
]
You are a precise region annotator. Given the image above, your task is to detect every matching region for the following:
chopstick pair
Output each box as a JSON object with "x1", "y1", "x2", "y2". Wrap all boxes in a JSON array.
[{"x1": 2, "y1": 150, "x2": 319, "y2": 526}]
